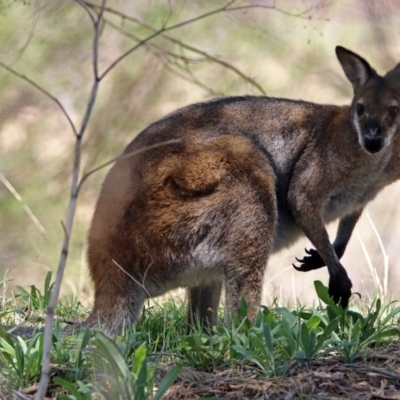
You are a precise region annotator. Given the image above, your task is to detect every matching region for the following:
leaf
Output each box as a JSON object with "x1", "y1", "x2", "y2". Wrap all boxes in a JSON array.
[
  {"x1": 346, "y1": 310, "x2": 364, "y2": 324},
  {"x1": 232, "y1": 345, "x2": 251, "y2": 359},
  {"x1": 379, "y1": 305, "x2": 400, "y2": 326},
  {"x1": 276, "y1": 307, "x2": 296, "y2": 326},
  {"x1": 300, "y1": 322, "x2": 310, "y2": 349},
  {"x1": 306, "y1": 315, "x2": 321, "y2": 330},
  {"x1": 133, "y1": 346, "x2": 148, "y2": 400},
  {"x1": 239, "y1": 297, "x2": 248, "y2": 319},
  {"x1": 315, "y1": 316, "x2": 340, "y2": 353},
  {"x1": 314, "y1": 281, "x2": 333, "y2": 306},
  {"x1": 92, "y1": 331, "x2": 129, "y2": 378},
  {"x1": 263, "y1": 323, "x2": 274, "y2": 353},
  {"x1": 153, "y1": 365, "x2": 181, "y2": 400},
  {"x1": 53, "y1": 377, "x2": 81, "y2": 398},
  {"x1": 361, "y1": 327, "x2": 400, "y2": 347}
]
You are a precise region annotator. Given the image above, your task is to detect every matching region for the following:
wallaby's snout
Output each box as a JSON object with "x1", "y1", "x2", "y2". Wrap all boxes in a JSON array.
[
  {"x1": 336, "y1": 46, "x2": 400, "y2": 155},
  {"x1": 364, "y1": 117, "x2": 383, "y2": 153},
  {"x1": 361, "y1": 116, "x2": 384, "y2": 153},
  {"x1": 353, "y1": 96, "x2": 399, "y2": 154},
  {"x1": 359, "y1": 113, "x2": 384, "y2": 154}
]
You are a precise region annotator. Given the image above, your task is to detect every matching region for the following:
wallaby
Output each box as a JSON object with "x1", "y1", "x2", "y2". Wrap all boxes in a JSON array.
[{"x1": 84, "y1": 46, "x2": 400, "y2": 337}]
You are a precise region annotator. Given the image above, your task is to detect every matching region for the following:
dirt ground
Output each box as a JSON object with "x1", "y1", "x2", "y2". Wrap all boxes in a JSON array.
[{"x1": 162, "y1": 344, "x2": 400, "y2": 400}]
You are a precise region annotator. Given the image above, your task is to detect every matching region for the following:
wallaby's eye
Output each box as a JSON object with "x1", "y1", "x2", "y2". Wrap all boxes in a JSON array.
[
  {"x1": 388, "y1": 105, "x2": 399, "y2": 118},
  {"x1": 356, "y1": 103, "x2": 365, "y2": 116}
]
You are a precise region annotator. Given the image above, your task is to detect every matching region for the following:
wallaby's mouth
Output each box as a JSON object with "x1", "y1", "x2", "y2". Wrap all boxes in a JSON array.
[{"x1": 363, "y1": 136, "x2": 384, "y2": 153}]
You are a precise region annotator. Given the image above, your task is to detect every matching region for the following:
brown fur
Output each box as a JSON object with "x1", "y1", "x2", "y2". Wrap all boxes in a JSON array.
[{"x1": 83, "y1": 46, "x2": 400, "y2": 337}]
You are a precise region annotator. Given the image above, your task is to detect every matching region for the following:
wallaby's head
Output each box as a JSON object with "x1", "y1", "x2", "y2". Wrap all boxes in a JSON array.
[{"x1": 336, "y1": 46, "x2": 400, "y2": 154}]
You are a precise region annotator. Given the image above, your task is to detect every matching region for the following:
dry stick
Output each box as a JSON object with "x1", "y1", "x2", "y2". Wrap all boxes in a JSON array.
[
  {"x1": 11, "y1": 391, "x2": 31, "y2": 400},
  {"x1": 103, "y1": 19, "x2": 222, "y2": 96},
  {"x1": 0, "y1": 61, "x2": 78, "y2": 137},
  {"x1": 84, "y1": 0, "x2": 328, "y2": 26},
  {"x1": 94, "y1": 0, "x2": 321, "y2": 82},
  {"x1": 0, "y1": 173, "x2": 46, "y2": 235},
  {"x1": 32, "y1": 2, "x2": 245, "y2": 397},
  {"x1": 85, "y1": 0, "x2": 328, "y2": 92},
  {"x1": 104, "y1": 17, "x2": 266, "y2": 95},
  {"x1": 77, "y1": 139, "x2": 180, "y2": 192},
  {"x1": 36, "y1": 0, "x2": 220, "y2": 395},
  {"x1": 99, "y1": 0, "x2": 236, "y2": 79},
  {"x1": 34, "y1": 1, "x2": 104, "y2": 398}
]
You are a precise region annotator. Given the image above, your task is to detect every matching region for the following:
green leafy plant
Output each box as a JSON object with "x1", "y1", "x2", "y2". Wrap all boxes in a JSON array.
[
  {"x1": 0, "y1": 326, "x2": 43, "y2": 388},
  {"x1": 89, "y1": 332, "x2": 181, "y2": 400},
  {"x1": 15, "y1": 271, "x2": 54, "y2": 312},
  {"x1": 1, "y1": 279, "x2": 400, "y2": 397}
]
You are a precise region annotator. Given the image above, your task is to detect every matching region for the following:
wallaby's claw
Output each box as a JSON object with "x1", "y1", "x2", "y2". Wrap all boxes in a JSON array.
[
  {"x1": 328, "y1": 273, "x2": 352, "y2": 308},
  {"x1": 292, "y1": 248, "x2": 326, "y2": 272},
  {"x1": 292, "y1": 263, "x2": 302, "y2": 271}
]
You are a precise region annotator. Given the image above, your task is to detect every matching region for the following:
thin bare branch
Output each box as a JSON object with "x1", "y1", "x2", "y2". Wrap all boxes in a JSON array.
[
  {"x1": 35, "y1": 2, "x2": 107, "y2": 399},
  {"x1": 84, "y1": 0, "x2": 327, "y2": 82},
  {"x1": 77, "y1": 139, "x2": 180, "y2": 193},
  {"x1": 104, "y1": 17, "x2": 266, "y2": 95},
  {"x1": 162, "y1": 0, "x2": 173, "y2": 29},
  {"x1": 99, "y1": 27, "x2": 165, "y2": 79},
  {"x1": 77, "y1": 78, "x2": 99, "y2": 140},
  {"x1": 96, "y1": 0, "x2": 264, "y2": 80},
  {"x1": 12, "y1": 391, "x2": 31, "y2": 400},
  {"x1": 76, "y1": 0, "x2": 106, "y2": 135},
  {"x1": 60, "y1": 219, "x2": 69, "y2": 241},
  {"x1": 12, "y1": 0, "x2": 40, "y2": 65},
  {"x1": 161, "y1": 37, "x2": 266, "y2": 95},
  {"x1": 162, "y1": 61, "x2": 221, "y2": 96},
  {"x1": 93, "y1": 0, "x2": 106, "y2": 80},
  {"x1": 84, "y1": 0, "x2": 329, "y2": 27},
  {"x1": 75, "y1": 0, "x2": 96, "y2": 26},
  {"x1": 113, "y1": 259, "x2": 151, "y2": 298},
  {"x1": 0, "y1": 61, "x2": 78, "y2": 137},
  {"x1": 0, "y1": 173, "x2": 46, "y2": 235}
]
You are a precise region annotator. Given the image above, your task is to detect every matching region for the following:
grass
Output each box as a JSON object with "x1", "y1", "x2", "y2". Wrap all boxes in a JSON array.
[{"x1": 1, "y1": 273, "x2": 400, "y2": 399}]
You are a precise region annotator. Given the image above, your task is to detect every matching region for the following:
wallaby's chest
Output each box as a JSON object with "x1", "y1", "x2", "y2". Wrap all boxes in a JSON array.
[
  {"x1": 271, "y1": 149, "x2": 390, "y2": 252},
  {"x1": 323, "y1": 168, "x2": 387, "y2": 223}
]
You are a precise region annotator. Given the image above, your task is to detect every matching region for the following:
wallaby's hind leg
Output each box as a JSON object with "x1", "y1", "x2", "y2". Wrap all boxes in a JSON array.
[
  {"x1": 224, "y1": 262, "x2": 266, "y2": 324},
  {"x1": 183, "y1": 136, "x2": 276, "y2": 326},
  {"x1": 84, "y1": 283, "x2": 146, "y2": 337},
  {"x1": 187, "y1": 281, "x2": 223, "y2": 331}
]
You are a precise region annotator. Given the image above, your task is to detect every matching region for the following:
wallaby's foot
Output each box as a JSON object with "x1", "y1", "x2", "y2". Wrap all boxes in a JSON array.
[
  {"x1": 187, "y1": 282, "x2": 222, "y2": 333},
  {"x1": 293, "y1": 248, "x2": 326, "y2": 272},
  {"x1": 294, "y1": 249, "x2": 352, "y2": 308},
  {"x1": 328, "y1": 273, "x2": 352, "y2": 308}
]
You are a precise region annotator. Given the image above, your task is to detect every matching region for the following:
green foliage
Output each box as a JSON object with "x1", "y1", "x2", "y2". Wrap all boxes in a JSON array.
[
  {"x1": 15, "y1": 271, "x2": 54, "y2": 312},
  {"x1": 0, "y1": 327, "x2": 43, "y2": 387},
  {"x1": 1, "y1": 279, "x2": 400, "y2": 398},
  {"x1": 313, "y1": 281, "x2": 400, "y2": 362},
  {"x1": 54, "y1": 332, "x2": 181, "y2": 400}
]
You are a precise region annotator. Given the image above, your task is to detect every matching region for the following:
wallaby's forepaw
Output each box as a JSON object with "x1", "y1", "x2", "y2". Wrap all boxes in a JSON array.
[
  {"x1": 292, "y1": 248, "x2": 326, "y2": 272},
  {"x1": 328, "y1": 275, "x2": 352, "y2": 308}
]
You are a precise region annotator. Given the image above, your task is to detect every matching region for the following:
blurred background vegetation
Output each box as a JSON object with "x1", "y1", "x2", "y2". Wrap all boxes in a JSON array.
[{"x1": 1, "y1": 0, "x2": 400, "y2": 308}]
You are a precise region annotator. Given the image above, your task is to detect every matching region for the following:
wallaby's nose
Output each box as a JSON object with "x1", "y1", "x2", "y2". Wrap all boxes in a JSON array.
[
  {"x1": 365, "y1": 117, "x2": 382, "y2": 137},
  {"x1": 363, "y1": 117, "x2": 384, "y2": 153}
]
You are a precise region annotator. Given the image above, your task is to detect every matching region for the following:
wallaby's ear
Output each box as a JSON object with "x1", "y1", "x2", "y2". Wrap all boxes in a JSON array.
[
  {"x1": 335, "y1": 46, "x2": 377, "y2": 91},
  {"x1": 384, "y1": 62, "x2": 400, "y2": 83}
]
